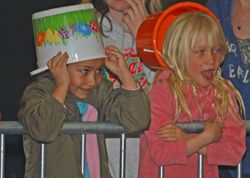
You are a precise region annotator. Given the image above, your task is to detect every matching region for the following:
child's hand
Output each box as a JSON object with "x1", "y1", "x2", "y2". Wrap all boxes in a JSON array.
[
  {"x1": 203, "y1": 121, "x2": 223, "y2": 143},
  {"x1": 105, "y1": 45, "x2": 128, "y2": 75},
  {"x1": 157, "y1": 123, "x2": 190, "y2": 141},
  {"x1": 105, "y1": 45, "x2": 138, "y2": 90},
  {"x1": 122, "y1": 0, "x2": 147, "y2": 38},
  {"x1": 47, "y1": 52, "x2": 70, "y2": 88},
  {"x1": 47, "y1": 52, "x2": 70, "y2": 104}
]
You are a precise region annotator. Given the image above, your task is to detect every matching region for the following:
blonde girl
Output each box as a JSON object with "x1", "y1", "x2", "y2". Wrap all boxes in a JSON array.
[{"x1": 139, "y1": 11, "x2": 246, "y2": 178}]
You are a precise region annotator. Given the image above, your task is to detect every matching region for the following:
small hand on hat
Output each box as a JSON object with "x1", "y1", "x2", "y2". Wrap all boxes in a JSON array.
[
  {"x1": 105, "y1": 46, "x2": 127, "y2": 74},
  {"x1": 47, "y1": 52, "x2": 70, "y2": 88},
  {"x1": 105, "y1": 45, "x2": 138, "y2": 90},
  {"x1": 47, "y1": 52, "x2": 70, "y2": 104}
]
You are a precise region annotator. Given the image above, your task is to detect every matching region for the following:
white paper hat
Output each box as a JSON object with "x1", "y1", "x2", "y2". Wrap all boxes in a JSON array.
[{"x1": 31, "y1": 3, "x2": 105, "y2": 76}]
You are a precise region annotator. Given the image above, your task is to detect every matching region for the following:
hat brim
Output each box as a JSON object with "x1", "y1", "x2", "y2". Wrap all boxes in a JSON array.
[
  {"x1": 30, "y1": 54, "x2": 107, "y2": 76},
  {"x1": 30, "y1": 66, "x2": 48, "y2": 76}
]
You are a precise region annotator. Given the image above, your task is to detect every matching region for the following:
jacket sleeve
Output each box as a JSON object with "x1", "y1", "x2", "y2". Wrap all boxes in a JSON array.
[
  {"x1": 97, "y1": 79, "x2": 150, "y2": 133},
  {"x1": 144, "y1": 81, "x2": 188, "y2": 166},
  {"x1": 18, "y1": 76, "x2": 67, "y2": 143},
  {"x1": 206, "y1": 93, "x2": 246, "y2": 166}
]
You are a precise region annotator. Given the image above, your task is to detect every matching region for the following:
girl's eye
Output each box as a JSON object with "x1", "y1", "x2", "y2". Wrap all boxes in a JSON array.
[
  {"x1": 212, "y1": 47, "x2": 223, "y2": 55},
  {"x1": 81, "y1": 69, "x2": 89, "y2": 75},
  {"x1": 193, "y1": 49, "x2": 205, "y2": 56}
]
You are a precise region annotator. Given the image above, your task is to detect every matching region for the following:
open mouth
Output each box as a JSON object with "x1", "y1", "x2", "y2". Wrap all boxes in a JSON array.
[
  {"x1": 80, "y1": 88, "x2": 92, "y2": 93},
  {"x1": 201, "y1": 69, "x2": 214, "y2": 81}
]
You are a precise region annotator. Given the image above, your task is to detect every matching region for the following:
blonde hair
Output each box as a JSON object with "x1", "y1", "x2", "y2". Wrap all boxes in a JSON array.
[{"x1": 160, "y1": 11, "x2": 245, "y2": 122}]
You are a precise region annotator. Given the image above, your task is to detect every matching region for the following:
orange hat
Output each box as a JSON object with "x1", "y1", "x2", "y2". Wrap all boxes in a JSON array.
[{"x1": 136, "y1": 2, "x2": 218, "y2": 70}]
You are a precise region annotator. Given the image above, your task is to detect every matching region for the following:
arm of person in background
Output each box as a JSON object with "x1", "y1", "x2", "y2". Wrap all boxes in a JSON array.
[
  {"x1": 122, "y1": 0, "x2": 148, "y2": 38},
  {"x1": 122, "y1": 0, "x2": 162, "y2": 85},
  {"x1": 121, "y1": 0, "x2": 162, "y2": 38}
]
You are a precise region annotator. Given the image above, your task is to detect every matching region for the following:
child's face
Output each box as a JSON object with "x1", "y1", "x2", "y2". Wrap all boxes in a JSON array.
[
  {"x1": 67, "y1": 58, "x2": 105, "y2": 99},
  {"x1": 186, "y1": 42, "x2": 224, "y2": 87},
  {"x1": 105, "y1": 0, "x2": 132, "y2": 12}
]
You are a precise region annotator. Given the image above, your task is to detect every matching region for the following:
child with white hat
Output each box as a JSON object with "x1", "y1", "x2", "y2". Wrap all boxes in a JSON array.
[{"x1": 18, "y1": 3, "x2": 150, "y2": 178}]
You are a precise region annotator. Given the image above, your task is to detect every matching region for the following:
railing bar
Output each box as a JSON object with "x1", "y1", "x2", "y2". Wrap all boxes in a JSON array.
[
  {"x1": 0, "y1": 121, "x2": 126, "y2": 135},
  {"x1": 81, "y1": 134, "x2": 86, "y2": 175},
  {"x1": 177, "y1": 122, "x2": 204, "y2": 133},
  {"x1": 40, "y1": 144, "x2": 45, "y2": 178},
  {"x1": 237, "y1": 162, "x2": 242, "y2": 178},
  {"x1": 0, "y1": 121, "x2": 248, "y2": 178},
  {"x1": 159, "y1": 166, "x2": 164, "y2": 178},
  {"x1": 198, "y1": 154, "x2": 204, "y2": 178},
  {"x1": 0, "y1": 134, "x2": 5, "y2": 178},
  {"x1": 0, "y1": 121, "x2": 250, "y2": 134},
  {"x1": 119, "y1": 133, "x2": 126, "y2": 178}
]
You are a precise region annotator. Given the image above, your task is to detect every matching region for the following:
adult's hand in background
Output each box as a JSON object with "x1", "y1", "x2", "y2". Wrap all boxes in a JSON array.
[{"x1": 122, "y1": 0, "x2": 147, "y2": 38}]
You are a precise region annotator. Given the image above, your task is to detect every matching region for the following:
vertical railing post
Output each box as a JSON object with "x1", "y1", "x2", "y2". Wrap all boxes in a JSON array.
[
  {"x1": 237, "y1": 162, "x2": 242, "y2": 178},
  {"x1": 81, "y1": 134, "x2": 86, "y2": 175},
  {"x1": 0, "y1": 134, "x2": 5, "y2": 178},
  {"x1": 198, "y1": 154, "x2": 204, "y2": 178},
  {"x1": 40, "y1": 144, "x2": 45, "y2": 178},
  {"x1": 119, "y1": 133, "x2": 126, "y2": 178},
  {"x1": 159, "y1": 166, "x2": 164, "y2": 178}
]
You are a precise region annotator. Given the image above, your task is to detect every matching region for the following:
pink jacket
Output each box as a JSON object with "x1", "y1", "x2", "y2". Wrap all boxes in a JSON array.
[{"x1": 139, "y1": 70, "x2": 246, "y2": 178}]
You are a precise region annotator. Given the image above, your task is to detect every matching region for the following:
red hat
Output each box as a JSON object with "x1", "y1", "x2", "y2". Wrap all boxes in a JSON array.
[{"x1": 136, "y1": 2, "x2": 218, "y2": 70}]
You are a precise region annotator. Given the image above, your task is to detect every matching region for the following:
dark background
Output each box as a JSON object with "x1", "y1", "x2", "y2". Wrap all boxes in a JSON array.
[{"x1": 0, "y1": 0, "x2": 207, "y2": 177}]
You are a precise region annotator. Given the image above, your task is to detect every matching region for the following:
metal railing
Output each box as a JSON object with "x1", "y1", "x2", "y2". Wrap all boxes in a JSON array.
[
  {"x1": 0, "y1": 121, "x2": 126, "y2": 178},
  {"x1": 0, "y1": 120, "x2": 250, "y2": 178}
]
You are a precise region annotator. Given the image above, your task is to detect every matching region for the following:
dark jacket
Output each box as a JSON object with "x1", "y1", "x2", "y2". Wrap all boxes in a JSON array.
[{"x1": 18, "y1": 73, "x2": 150, "y2": 178}]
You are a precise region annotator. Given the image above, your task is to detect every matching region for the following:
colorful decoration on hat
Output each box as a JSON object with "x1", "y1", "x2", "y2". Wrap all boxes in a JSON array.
[
  {"x1": 31, "y1": 4, "x2": 106, "y2": 76},
  {"x1": 33, "y1": 9, "x2": 100, "y2": 47}
]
